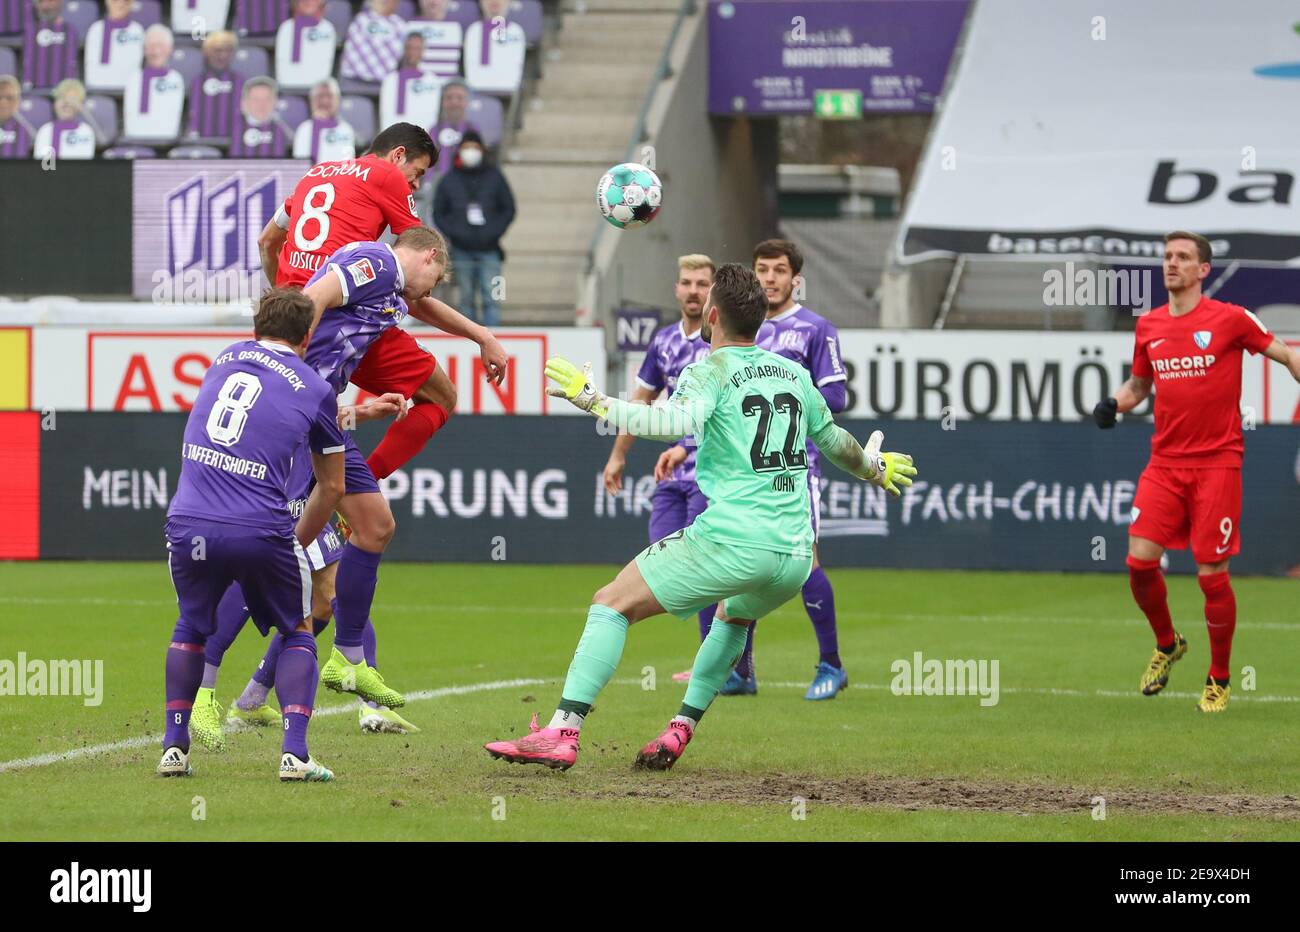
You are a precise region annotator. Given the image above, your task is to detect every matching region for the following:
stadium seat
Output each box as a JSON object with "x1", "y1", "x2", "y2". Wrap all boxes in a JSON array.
[
  {"x1": 323, "y1": 0, "x2": 352, "y2": 47},
  {"x1": 230, "y1": 45, "x2": 270, "y2": 82},
  {"x1": 396, "y1": 0, "x2": 416, "y2": 19},
  {"x1": 0, "y1": 44, "x2": 13, "y2": 75},
  {"x1": 19, "y1": 94, "x2": 53, "y2": 130},
  {"x1": 169, "y1": 143, "x2": 224, "y2": 158},
  {"x1": 169, "y1": 45, "x2": 204, "y2": 87},
  {"x1": 103, "y1": 144, "x2": 157, "y2": 157},
  {"x1": 338, "y1": 76, "x2": 381, "y2": 98},
  {"x1": 466, "y1": 91, "x2": 503, "y2": 147},
  {"x1": 82, "y1": 94, "x2": 119, "y2": 145},
  {"x1": 63, "y1": 1, "x2": 100, "y2": 46},
  {"x1": 340, "y1": 93, "x2": 374, "y2": 147},
  {"x1": 512, "y1": 0, "x2": 542, "y2": 47},
  {"x1": 132, "y1": 0, "x2": 163, "y2": 29},
  {"x1": 275, "y1": 93, "x2": 308, "y2": 127},
  {"x1": 447, "y1": 0, "x2": 479, "y2": 27}
]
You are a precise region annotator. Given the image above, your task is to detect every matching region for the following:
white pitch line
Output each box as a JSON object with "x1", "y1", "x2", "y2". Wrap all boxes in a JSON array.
[
  {"x1": 5, "y1": 672, "x2": 1299, "y2": 775},
  {"x1": 0, "y1": 677, "x2": 545, "y2": 775},
  {"x1": 1, "y1": 595, "x2": 1299, "y2": 631}
]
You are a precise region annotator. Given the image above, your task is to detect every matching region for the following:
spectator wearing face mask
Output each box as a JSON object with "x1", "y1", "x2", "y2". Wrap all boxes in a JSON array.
[{"x1": 433, "y1": 129, "x2": 515, "y2": 327}]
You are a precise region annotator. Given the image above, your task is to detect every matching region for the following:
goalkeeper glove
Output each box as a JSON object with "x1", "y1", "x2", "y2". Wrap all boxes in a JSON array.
[
  {"x1": 545, "y1": 357, "x2": 609, "y2": 419},
  {"x1": 863, "y1": 430, "x2": 917, "y2": 497},
  {"x1": 1093, "y1": 397, "x2": 1118, "y2": 429}
]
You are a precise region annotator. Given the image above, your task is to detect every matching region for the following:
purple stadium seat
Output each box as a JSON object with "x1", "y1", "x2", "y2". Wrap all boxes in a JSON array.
[
  {"x1": 19, "y1": 95, "x2": 53, "y2": 129},
  {"x1": 63, "y1": 0, "x2": 100, "y2": 44},
  {"x1": 338, "y1": 76, "x2": 380, "y2": 98},
  {"x1": 447, "y1": 0, "x2": 478, "y2": 28},
  {"x1": 104, "y1": 144, "x2": 157, "y2": 157},
  {"x1": 396, "y1": 0, "x2": 415, "y2": 20},
  {"x1": 340, "y1": 93, "x2": 374, "y2": 147},
  {"x1": 275, "y1": 93, "x2": 307, "y2": 127},
  {"x1": 465, "y1": 91, "x2": 501, "y2": 147},
  {"x1": 132, "y1": 0, "x2": 163, "y2": 29},
  {"x1": 169, "y1": 143, "x2": 224, "y2": 157},
  {"x1": 0, "y1": 45, "x2": 13, "y2": 74},
  {"x1": 169, "y1": 45, "x2": 204, "y2": 86},
  {"x1": 230, "y1": 45, "x2": 270, "y2": 82},
  {"x1": 82, "y1": 94, "x2": 119, "y2": 144},
  {"x1": 511, "y1": 0, "x2": 541, "y2": 47},
  {"x1": 323, "y1": 0, "x2": 351, "y2": 46}
]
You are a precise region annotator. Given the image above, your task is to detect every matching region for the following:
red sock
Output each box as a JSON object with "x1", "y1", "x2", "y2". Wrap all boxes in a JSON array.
[
  {"x1": 366, "y1": 402, "x2": 450, "y2": 480},
  {"x1": 1127, "y1": 556, "x2": 1174, "y2": 649},
  {"x1": 1198, "y1": 571, "x2": 1236, "y2": 682}
]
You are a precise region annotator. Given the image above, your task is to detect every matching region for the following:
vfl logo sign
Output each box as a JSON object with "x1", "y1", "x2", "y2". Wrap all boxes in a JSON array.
[
  {"x1": 1193, "y1": 330, "x2": 1212, "y2": 350},
  {"x1": 164, "y1": 171, "x2": 281, "y2": 275}
]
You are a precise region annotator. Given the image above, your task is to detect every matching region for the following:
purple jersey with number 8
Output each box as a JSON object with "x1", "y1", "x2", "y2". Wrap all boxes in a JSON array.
[{"x1": 168, "y1": 339, "x2": 345, "y2": 537}]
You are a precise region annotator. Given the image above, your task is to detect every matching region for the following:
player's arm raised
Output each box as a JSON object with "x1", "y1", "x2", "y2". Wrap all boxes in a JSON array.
[
  {"x1": 806, "y1": 382, "x2": 916, "y2": 496},
  {"x1": 407, "y1": 295, "x2": 508, "y2": 385},
  {"x1": 546, "y1": 356, "x2": 714, "y2": 441},
  {"x1": 1261, "y1": 336, "x2": 1300, "y2": 383},
  {"x1": 605, "y1": 384, "x2": 659, "y2": 493}
]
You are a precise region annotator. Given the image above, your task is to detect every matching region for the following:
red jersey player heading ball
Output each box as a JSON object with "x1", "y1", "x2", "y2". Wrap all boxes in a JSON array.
[
  {"x1": 1094, "y1": 230, "x2": 1300, "y2": 712},
  {"x1": 257, "y1": 121, "x2": 509, "y2": 481}
]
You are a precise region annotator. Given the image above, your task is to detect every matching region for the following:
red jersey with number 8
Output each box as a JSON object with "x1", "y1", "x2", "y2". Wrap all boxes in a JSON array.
[
  {"x1": 276, "y1": 154, "x2": 422, "y2": 288},
  {"x1": 1130, "y1": 297, "x2": 1274, "y2": 467}
]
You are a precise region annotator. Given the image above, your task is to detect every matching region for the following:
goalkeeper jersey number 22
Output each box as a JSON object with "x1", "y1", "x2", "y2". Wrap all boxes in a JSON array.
[{"x1": 670, "y1": 344, "x2": 837, "y2": 559}]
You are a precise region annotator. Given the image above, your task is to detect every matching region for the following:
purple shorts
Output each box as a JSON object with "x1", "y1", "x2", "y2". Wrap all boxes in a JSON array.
[
  {"x1": 649, "y1": 479, "x2": 707, "y2": 544},
  {"x1": 305, "y1": 520, "x2": 345, "y2": 572},
  {"x1": 344, "y1": 433, "x2": 381, "y2": 495},
  {"x1": 166, "y1": 517, "x2": 311, "y2": 640}
]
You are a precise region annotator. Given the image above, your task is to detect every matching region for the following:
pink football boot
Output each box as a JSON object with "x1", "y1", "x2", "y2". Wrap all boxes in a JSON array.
[
  {"x1": 633, "y1": 720, "x2": 693, "y2": 771},
  {"x1": 484, "y1": 713, "x2": 580, "y2": 770}
]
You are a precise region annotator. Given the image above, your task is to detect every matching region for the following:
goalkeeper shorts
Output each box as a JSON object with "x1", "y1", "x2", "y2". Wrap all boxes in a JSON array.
[{"x1": 635, "y1": 524, "x2": 812, "y2": 622}]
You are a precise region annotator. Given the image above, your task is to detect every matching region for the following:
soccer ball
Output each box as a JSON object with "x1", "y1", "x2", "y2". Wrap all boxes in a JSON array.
[{"x1": 596, "y1": 162, "x2": 663, "y2": 229}]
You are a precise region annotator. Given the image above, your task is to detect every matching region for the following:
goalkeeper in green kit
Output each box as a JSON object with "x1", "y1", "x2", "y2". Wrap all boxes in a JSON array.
[{"x1": 483, "y1": 264, "x2": 917, "y2": 771}]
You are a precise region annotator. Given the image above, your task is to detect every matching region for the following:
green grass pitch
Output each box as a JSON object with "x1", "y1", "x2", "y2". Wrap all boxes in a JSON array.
[{"x1": 1, "y1": 562, "x2": 1297, "y2": 841}]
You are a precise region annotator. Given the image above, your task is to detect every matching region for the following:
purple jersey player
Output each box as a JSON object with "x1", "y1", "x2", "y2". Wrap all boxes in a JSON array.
[
  {"x1": 160, "y1": 289, "x2": 347, "y2": 781},
  {"x1": 751, "y1": 238, "x2": 848, "y2": 699},
  {"x1": 603, "y1": 255, "x2": 717, "y2": 657},
  {"x1": 292, "y1": 226, "x2": 446, "y2": 711}
]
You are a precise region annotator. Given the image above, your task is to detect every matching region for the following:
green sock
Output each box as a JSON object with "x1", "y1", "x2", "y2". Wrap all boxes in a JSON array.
[
  {"x1": 682, "y1": 620, "x2": 750, "y2": 717},
  {"x1": 558, "y1": 605, "x2": 629, "y2": 708}
]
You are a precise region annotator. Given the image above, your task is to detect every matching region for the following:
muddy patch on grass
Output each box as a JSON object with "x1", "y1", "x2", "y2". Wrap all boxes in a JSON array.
[{"x1": 563, "y1": 771, "x2": 1300, "y2": 820}]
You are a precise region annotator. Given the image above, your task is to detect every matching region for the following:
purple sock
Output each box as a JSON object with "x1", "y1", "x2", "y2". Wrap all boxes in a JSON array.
[
  {"x1": 362, "y1": 618, "x2": 378, "y2": 668},
  {"x1": 334, "y1": 544, "x2": 382, "y2": 658},
  {"x1": 252, "y1": 617, "x2": 329, "y2": 690},
  {"x1": 164, "y1": 639, "x2": 205, "y2": 751},
  {"x1": 275, "y1": 631, "x2": 318, "y2": 760},
  {"x1": 697, "y1": 604, "x2": 717, "y2": 642},
  {"x1": 802, "y1": 566, "x2": 841, "y2": 668},
  {"x1": 734, "y1": 623, "x2": 756, "y2": 679},
  {"x1": 203, "y1": 584, "x2": 250, "y2": 668}
]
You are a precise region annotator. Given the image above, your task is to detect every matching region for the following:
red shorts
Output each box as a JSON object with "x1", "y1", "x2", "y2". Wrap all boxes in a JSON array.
[
  {"x1": 1130, "y1": 464, "x2": 1242, "y2": 564},
  {"x1": 351, "y1": 327, "x2": 438, "y2": 399}
]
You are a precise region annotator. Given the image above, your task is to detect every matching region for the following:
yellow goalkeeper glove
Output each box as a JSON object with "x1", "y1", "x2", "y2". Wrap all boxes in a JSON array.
[
  {"x1": 863, "y1": 430, "x2": 917, "y2": 497},
  {"x1": 545, "y1": 357, "x2": 609, "y2": 418}
]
